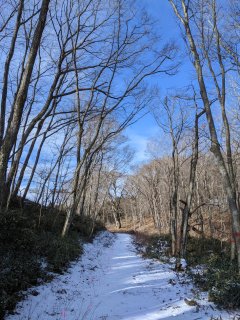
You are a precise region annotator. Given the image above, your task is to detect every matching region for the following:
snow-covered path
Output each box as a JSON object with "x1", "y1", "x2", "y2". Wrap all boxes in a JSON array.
[{"x1": 6, "y1": 232, "x2": 239, "y2": 320}]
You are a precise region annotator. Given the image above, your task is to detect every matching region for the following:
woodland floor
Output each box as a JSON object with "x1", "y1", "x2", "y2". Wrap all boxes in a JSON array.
[{"x1": 5, "y1": 232, "x2": 240, "y2": 320}]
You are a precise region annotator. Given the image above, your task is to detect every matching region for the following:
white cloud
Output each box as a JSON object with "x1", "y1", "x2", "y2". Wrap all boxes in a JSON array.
[{"x1": 126, "y1": 124, "x2": 160, "y2": 164}]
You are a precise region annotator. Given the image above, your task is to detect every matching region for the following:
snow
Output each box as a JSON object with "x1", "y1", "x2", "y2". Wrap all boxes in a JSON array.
[{"x1": 6, "y1": 232, "x2": 240, "y2": 320}]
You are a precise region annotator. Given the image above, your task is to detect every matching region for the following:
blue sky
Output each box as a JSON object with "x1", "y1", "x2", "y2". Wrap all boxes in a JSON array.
[{"x1": 125, "y1": 0, "x2": 194, "y2": 165}]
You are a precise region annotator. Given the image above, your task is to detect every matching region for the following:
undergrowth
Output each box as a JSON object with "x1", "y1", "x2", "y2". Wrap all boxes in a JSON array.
[
  {"x1": 0, "y1": 203, "x2": 104, "y2": 318},
  {"x1": 134, "y1": 232, "x2": 171, "y2": 260},
  {"x1": 187, "y1": 237, "x2": 240, "y2": 309},
  {"x1": 134, "y1": 232, "x2": 240, "y2": 310}
]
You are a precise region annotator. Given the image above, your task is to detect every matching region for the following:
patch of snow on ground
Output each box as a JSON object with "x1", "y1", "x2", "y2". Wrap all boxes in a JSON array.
[{"x1": 6, "y1": 231, "x2": 240, "y2": 320}]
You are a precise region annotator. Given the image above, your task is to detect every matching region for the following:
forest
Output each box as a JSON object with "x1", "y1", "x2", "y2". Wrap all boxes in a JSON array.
[{"x1": 0, "y1": 0, "x2": 240, "y2": 319}]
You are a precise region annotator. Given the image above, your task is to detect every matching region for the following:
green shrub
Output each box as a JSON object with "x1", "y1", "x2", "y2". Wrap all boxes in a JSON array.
[
  {"x1": 0, "y1": 207, "x2": 84, "y2": 317},
  {"x1": 71, "y1": 214, "x2": 105, "y2": 238},
  {"x1": 209, "y1": 281, "x2": 240, "y2": 309},
  {"x1": 134, "y1": 232, "x2": 171, "y2": 260},
  {"x1": 186, "y1": 237, "x2": 224, "y2": 266},
  {"x1": 36, "y1": 231, "x2": 82, "y2": 272},
  {"x1": 187, "y1": 238, "x2": 240, "y2": 309}
]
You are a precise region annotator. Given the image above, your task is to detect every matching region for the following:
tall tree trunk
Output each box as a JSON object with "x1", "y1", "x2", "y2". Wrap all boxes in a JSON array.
[
  {"x1": 0, "y1": 0, "x2": 24, "y2": 148},
  {"x1": 180, "y1": 109, "x2": 204, "y2": 258},
  {"x1": 170, "y1": 0, "x2": 240, "y2": 271}
]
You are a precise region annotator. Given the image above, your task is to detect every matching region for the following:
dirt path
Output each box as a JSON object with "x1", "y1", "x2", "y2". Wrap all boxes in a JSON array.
[{"x1": 6, "y1": 232, "x2": 239, "y2": 320}]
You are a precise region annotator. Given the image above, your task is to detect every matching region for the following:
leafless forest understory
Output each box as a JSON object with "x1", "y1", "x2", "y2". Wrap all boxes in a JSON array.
[{"x1": 0, "y1": 0, "x2": 240, "y2": 317}]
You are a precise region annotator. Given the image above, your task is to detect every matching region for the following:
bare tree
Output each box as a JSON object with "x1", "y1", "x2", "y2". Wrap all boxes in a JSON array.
[
  {"x1": 169, "y1": 0, "x2": 240, "y2": 272},
  {"x1": 0, "y1": 0, "x2": 50, "y2": 208}
]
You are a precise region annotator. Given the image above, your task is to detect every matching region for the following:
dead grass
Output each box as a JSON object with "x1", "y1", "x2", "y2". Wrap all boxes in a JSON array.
[{"x1": 106, "y1": 217, "x2": 159, "y2": 235}]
